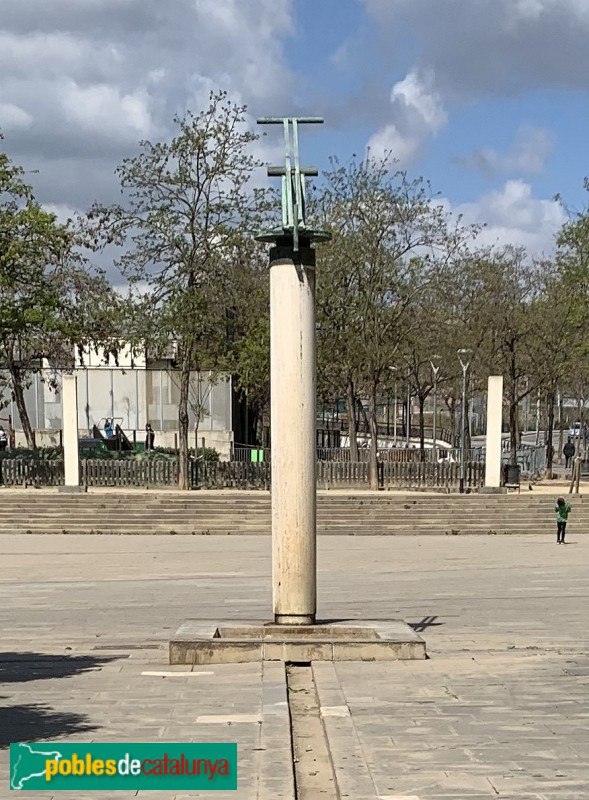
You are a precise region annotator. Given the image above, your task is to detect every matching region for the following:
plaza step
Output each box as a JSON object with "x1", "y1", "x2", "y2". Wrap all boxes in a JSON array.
[{"x1": 0, "y1": 491, "x2": 585, "y2": 535}]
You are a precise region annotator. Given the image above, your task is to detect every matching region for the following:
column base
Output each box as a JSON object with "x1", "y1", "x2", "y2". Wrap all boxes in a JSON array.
[
  {"x1": 170, "y1": 619, "x2": 426, "y2": 663},
  {"x1": 274, "y1": 614, "x2": 316, "y2": 626}
]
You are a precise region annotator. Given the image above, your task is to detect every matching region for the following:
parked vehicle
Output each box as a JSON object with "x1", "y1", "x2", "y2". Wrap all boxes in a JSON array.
[{"x1": 568, "y1": 421, "x2": 584, "y2": 438}]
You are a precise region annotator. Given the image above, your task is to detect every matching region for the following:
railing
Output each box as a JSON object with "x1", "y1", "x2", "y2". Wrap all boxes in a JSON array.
[
  {"x1": 338, "y1": 420, "x2": 454, "y2": 444},
  {"x1": 317, "y1": 446, "x2": 485, "y2": 463},
  {"x1": 0, "y1": 457, "x2": 485, "y2": 490},
  {"x1": 0, "y1": 459, "x2": 64, "y2": 487},
  {"x1": 82, "y1": 458, "x2": 179, "y2": 487},
  {"x1": 232, "y1": 446, "x2": 269, "y2": 463},
  {"x1": 509, "y1": 445, "x2": 546, "y2": 477},
  {"x1": 191, "y1": 460, "x2": 271, "y2": 490},
  {"x1": 316, "y1": 461, "x2": 485, "y2": 490},
  {"x1": 234, "y1": 446, "x2": 484, "y2": 464}
]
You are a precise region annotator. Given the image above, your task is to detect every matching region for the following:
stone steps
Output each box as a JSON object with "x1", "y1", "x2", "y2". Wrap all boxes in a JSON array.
[{"x1": 0, "y1": 492, "x2": 583, "y2": 535}]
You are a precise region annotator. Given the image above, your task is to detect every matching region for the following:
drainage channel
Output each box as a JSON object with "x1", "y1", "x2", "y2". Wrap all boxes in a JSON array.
[{"x1": 286, "y1": 664, "x2": 339, "y2": 800}]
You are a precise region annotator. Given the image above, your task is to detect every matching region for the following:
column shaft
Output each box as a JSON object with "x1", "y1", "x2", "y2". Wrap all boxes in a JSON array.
[
  {"x1": 270, "y1": 245, "x2": 316, "y2": 625},
  {"x1": 485, "y1": 376, "x2": 504, "y2": 487},
  {"x1": 62, "y1": 374, "x2": 80, "y2": 487}
]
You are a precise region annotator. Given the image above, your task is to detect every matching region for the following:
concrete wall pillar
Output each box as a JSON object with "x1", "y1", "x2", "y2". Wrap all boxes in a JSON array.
[
  {"x1": 270, "y1": 242, "x2": 316, "y2": 625},
  {"x1": 485, "y1": 376, "x2": 503, "y2": 487},
  {"x1": 62, "y1": 374, "x2": 80, "y2": 487}
]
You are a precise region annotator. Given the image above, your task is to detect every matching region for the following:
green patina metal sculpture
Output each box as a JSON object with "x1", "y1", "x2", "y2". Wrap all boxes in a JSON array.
[{"x1": 255, "y1": 116, "x2": 331, "y2": 251}]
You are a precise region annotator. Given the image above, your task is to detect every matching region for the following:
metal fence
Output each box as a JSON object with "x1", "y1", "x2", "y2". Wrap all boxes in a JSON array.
[
  {"x1": 82, "y1": 458, "x2": 180, "y2": 487},
  {"x1": 337, "y1": 420, "x2": 455, "y2": 445},
  {"x1": 316, "y1": 460, "x2": 485, "y2": 490},
  {"x1": 192, "y1": 460, "x2": 271, "y2": 490},
  {"x1": 0, "y1": 457, "x2": 485, "y2": 490},
  {"x1": 0, "y1": 459, "x2": 64, "y2": 487},
  {"x1": 234, "y1": 446, "x2": 485, "y2": 464}
]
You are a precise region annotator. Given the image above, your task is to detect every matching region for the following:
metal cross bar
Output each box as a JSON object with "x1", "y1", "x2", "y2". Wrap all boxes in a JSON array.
[{"x1": 257, "y1": 116, "x2": 324, "y2": 251}]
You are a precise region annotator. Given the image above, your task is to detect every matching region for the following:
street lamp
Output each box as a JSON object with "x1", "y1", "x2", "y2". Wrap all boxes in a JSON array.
[
  {"x1": 430, "y1": 355, "x2": 441, "y2": 462},
  {"x1": 406, "y1": 382, "x2": 411, "y2": 448},
  {"x1": 389, "y1": 367, "x2": 398, "y2": 447},
  {"x1": 458, "y1": 349, "x2": 472, "y2": 493}
]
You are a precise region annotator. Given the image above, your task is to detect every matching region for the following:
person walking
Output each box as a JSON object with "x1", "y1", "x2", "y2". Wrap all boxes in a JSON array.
[
  {"x1": 555, "y1": 496, "x2": 571, "y2": 544},
  {"x1": 563, "y1": 438, "x2": 575, "y2": 469},
  {"x1": 145, "y1": 423, "x2": 155, "y2": 451}
]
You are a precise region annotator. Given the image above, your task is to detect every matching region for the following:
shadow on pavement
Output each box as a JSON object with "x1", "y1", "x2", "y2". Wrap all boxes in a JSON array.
[
  {"x1": 409, "y1": 615, "x2": 444, "y2": 632},
  {"x1": 0, "y1": 651, "x2": 121, "y2": 683},
  {"x1": 0, "y1": 703, "x2": 96, "y2": 750},
  {"x1": 0, "y1": 701, "x2": 96, "y2": 748},
  {"x1": 0, "y1": 653, "x2": 116, "y2": 748}
]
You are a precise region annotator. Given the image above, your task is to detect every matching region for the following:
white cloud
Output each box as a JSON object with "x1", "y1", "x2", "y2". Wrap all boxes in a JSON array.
[
  {"x1": 60, "y1": 82, "x2": 153, "y2": 138},
  {"x1": 0, "y1": 0, "x2": 295, "y2": 216},
  {"x1": 42, "y1": 203, "x2": 78, "y2": 224},
  {"x1": 393, "y1": 71, "x2": 447, "y2": 132},
  {"x1": 444, "y1": 180, "x2": 566, "y2": 255},
  {"x1": 0, "y1": 31, "x2": 91, "y2": 73},
  {"x1": 457, "y1": 125, "x2": 554, "y2": 175},
  {"x1": 0, "y1": 102, "x2": 33, "y2": 130},
  {"x1": 366, "y1": 124, "x2": 419, "y2": 164},
  {"x1": 366, "y1": 70, "x2": 447, "y2": 165}
]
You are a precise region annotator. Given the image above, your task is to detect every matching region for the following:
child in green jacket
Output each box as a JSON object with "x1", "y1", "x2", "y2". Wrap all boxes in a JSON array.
[{"x1": 555, "y1": 497, "x2": 571, "y2": 544}]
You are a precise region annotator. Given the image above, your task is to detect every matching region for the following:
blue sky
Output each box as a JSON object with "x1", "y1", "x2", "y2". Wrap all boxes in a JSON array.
[{"x1": 1, "y1": 0, "x2": 588, "y2": 258}]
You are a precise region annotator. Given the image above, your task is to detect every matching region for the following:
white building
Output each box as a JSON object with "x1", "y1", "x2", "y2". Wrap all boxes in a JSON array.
[{"x1": 0, "y1": 346, "x2": 233, "y2": 458}]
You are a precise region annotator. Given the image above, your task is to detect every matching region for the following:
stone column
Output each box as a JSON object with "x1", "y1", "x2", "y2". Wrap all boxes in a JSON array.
[
  {"x1": 270, "y1": 239, "x2": 316, "y2": 625},
  {"x1": 62, "y1": 374, "x2": 80, "y2": 489},
  {"x1": 485, "y1": 376, "x2": 503, "y2": 488}
]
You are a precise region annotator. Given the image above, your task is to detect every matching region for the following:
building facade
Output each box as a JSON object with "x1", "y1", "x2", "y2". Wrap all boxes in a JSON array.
[{"x1": 0, "y1": 347, "x2": 233, "y2": 457}]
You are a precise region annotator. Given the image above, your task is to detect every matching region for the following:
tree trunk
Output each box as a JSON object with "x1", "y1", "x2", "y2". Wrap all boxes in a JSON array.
[
  {"x1": 358, "y1": 396, "x2": 370, "y2": 434},
  {"x1": 546, "y1": 390, "x2": 555, "y2": 478},
  {"x1": 418, "y1": 394, "x2": 426, "y2": 461},
  {"x1": 8, "y1": 361, "x2": 36, "y2": 448},
  {"x1": 368, "y1": 378, "x2": 379, "y2": 490},
  {"x1": 346, "y1": 379, "x2": 359, "y2": 462},
  {"x1": 177, "y1": 350, "x2": 191, "y2": 490}
]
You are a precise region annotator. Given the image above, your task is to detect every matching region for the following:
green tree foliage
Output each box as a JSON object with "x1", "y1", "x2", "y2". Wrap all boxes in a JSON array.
[
  {"x1": 88, "y1": 92, "x2": 263, "y2": 488},
  {"x1": 315, "y1": 155, "x2": 472, "y2": 485},
  {"x1": 0, "y1": 140, "x2": 117, "y2": 447}
]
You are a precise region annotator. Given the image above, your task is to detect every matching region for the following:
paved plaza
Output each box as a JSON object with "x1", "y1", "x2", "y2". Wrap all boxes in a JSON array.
[{"x1": 1, "y1": 531, "x2": 588, "y2": 798}]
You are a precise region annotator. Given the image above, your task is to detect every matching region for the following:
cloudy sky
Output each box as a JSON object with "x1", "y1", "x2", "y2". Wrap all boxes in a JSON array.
[{"x1": 1, "y1": 0, "x2": 588, "y2": 259}]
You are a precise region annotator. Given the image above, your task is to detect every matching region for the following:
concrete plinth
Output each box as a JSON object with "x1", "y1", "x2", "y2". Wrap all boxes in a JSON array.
[
  {"x1": 485, "y1": 376, "x2": 504, "y2": 488},
  {"x1": 169, "y1": 619, "x2": 425, "y2": 664},
  {"x1": 62, "y1": 374, "x2": 80, "y2": 488}
]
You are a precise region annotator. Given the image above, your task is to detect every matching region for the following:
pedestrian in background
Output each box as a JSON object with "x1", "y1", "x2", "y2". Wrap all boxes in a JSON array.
[
  {"x1": 145, "y1": 423, "x2": 155, "y2": 451},
  {"x1": 563, "y1": 438, "x2": 575, "y2": 469},
  {"x1": 555, "y1": 496, "x2": 571, "y2": 544}
]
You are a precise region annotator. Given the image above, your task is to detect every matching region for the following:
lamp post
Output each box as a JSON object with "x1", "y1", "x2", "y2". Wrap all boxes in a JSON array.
[
  {"x1": 406, "y1": 383, "x2": 411, "y2": 448},
  {"x1": 430, "y1": 356, "x2": 441, "y2": 462},
  {"x1": 458, "y1": 349, "x2": 472, "y2": 493},
  {"x1": 389, "y1": 366, "x2": 398, "y2": 447}
]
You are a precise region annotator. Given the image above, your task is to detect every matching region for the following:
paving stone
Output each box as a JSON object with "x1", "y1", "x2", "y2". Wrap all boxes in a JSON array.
[{"x1": 1, "y1": 533, "x2": 588, "y2": 799}]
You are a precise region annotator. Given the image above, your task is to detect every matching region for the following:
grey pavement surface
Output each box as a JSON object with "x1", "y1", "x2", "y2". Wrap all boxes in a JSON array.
[{"x1": 1, "y1": 532, "x2": 588, "y2": 799}]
